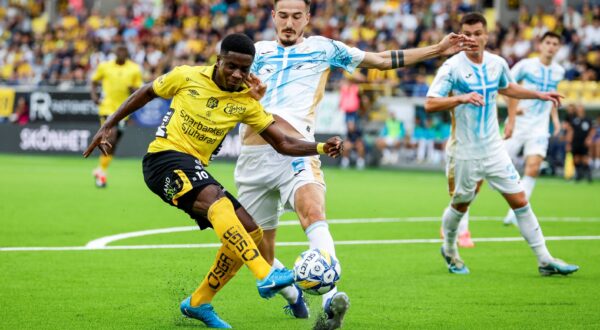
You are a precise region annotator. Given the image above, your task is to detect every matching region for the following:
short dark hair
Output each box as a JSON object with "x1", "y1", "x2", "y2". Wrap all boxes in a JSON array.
[
  {"x1": 220, "y1": 33, "x2": 255, "y2": 58},
  {"x1": 274, "y1": 0, "x2": 311, "y2": 8},
  {"x1": 460, "y1": 12, "x2": 487, "y2": 28},
  {"x1": 540, "y1": 31, "x2": 562, "y2": 43}
]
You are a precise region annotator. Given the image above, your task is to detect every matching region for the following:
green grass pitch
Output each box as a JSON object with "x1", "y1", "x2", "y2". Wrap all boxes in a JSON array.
[{"x1": 1, "y1": 154, "x2": 599, "y2": 329}]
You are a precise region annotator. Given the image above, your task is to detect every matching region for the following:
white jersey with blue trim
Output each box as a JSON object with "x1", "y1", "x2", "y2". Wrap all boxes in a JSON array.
[
  {"x1": 427, "y1": 51, "x2": 514, "y2": 160},
  {"x1": 511, "y1": 57, "x2": 564, "y2": 137},
  {"x1": 245, "y1": 36, "x2": 365, "y2": 141}
]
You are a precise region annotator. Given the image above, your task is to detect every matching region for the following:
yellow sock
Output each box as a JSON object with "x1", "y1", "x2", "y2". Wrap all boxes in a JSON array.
[
  {"x1": 99, "y1": 155, "x2": 113, "y2": 171},
  {"x1": 207, "y1": 198, "x2": 271, "y2": 280},
  {"x1": 190, "y1": 227, "x2": 264, "y2": 306}
]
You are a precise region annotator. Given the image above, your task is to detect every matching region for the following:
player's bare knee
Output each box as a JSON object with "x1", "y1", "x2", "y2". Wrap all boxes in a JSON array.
[
  {"x1": 452, "y1": 202, "x2": 470, "y2": 213},
  {"x1": 193, "y1": 185, "x2": 226, "y2": 212}
]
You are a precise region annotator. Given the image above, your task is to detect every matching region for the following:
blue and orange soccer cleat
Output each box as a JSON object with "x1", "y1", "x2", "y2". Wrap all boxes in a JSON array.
[
  {"x1": 257, "y1": 267, "x2": 295, "y2": 299},
  {"x1": 180, "y1": 297, "x2": 231, "y2": 328},
  {"x1": 283, "y1": 285, "x2": 309, "y2": 318},
  {"x1": 440, "y1": 246, "x2": 470, "y2": 274},
  {"x1": 538, "y1": 259, "x2": 579, "y2": 276}
]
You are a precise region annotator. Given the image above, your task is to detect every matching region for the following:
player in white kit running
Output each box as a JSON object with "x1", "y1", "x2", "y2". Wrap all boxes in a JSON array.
[
  {"x1": 425, "y1": 13, "x2": 578, "y2": 277},
  {"x1": 502, "y1": 31, "x2": 564, "y2": 225},
  {"x1": 234, "y1": 1, "x2": 476, "y2": 328},
  {"x1": 456, "y1": 32, "x2": 565, "y2": 237}
]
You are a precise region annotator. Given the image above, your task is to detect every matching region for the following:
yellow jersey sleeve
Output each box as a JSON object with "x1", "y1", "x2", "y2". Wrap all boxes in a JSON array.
[
  {"x1": 242, "y1": 101, "x2": 274, "y2": 134},
  {"x1": 91, "y1": 63, "x2": 104, "y2": 82},
  {"x1": 153, "y1": 66, "x2": 186, "y2": 99}
]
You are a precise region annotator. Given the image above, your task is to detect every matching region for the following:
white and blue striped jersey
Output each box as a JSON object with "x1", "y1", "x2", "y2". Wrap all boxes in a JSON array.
[
  {"x1": 427, "y1": 51, "x2": 513, "y2": 160},
  {"x1": 510, "y1": 57, "x2": 564, "y2": 137},
  {"x1": 247, "y1": 36, "x2": 365, "y2": 141}
]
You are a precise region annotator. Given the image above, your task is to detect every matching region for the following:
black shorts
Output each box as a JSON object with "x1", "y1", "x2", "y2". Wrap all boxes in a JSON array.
[
  {"x1": 142, "y1": 150, "x2": 242, "y2": 230},
  {"x1": 572, "y1": 144, "x2": 589, "y2": 156}
]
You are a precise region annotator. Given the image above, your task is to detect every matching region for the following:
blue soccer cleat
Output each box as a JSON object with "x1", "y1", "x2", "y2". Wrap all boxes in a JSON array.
[
  {"x1": 440, "y1": 246, "x2": 470, "y2": 274},
  {"x1": 257, "y1": 267, "x2": 295, "y2": 299},
  {"x1": 180, "y1": 297, "x2": 232, "y2": 328},
  {"x1": 323, "y1": 292, "x2": 350, "y2": 330},
  {"x1": 283, "y1": 285, "x2": 309, "y2": 319},
  {"x1": 538, "y1": 259, "x2": 579, "y2": 276}
]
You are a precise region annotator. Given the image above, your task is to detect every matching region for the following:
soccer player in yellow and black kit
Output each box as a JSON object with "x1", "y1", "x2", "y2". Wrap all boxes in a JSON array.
[
  {"x1": 90, "y1": 44, "x2": 143, "y2": 187},
  {"x1": 83, "y1": 33, "x2": 342, "y2": 328}
]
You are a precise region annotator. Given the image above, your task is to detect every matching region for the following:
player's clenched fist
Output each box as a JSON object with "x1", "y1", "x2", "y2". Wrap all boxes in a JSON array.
[{"x1": 324, "y1": 136, "x2": 343, "y2": 158}]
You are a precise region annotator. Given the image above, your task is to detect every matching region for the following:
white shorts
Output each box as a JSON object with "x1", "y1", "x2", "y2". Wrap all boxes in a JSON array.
[
  {"x1": 504, "y1": 134, "x2": 549, "y2": 159},
  {"x1": 446, "y1": 151, "x2": 522, "y2": 204},
  {"x1": 234, "y1": 145, "x2": 325, "y2": 230}
]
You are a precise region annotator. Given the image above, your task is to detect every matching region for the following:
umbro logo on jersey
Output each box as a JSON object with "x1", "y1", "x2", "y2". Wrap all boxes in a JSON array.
[
  {"x1": 465, "y1": 73, "x2": 473, "y2": 79},
  {"x1": 206, "y1": 97, "x2": 219, "y2": 109},
  {"x1": 187, "y1": 89, "x2": 200, "y2": 98}
]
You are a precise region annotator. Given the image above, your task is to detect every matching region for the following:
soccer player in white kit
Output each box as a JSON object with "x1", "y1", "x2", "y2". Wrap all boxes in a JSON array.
[
  {"x1": 425, "y1": 13, "x2": 578, "y2": 276},
  {"x1": 502, "y1": 31, "x2": 564, "y2": 225},
  {"x1": 456, "y1": 32, "x2": 565, "y2": 238},
  {"x1": 234, "y1": 0, "x2": 476, "y2": 328}
]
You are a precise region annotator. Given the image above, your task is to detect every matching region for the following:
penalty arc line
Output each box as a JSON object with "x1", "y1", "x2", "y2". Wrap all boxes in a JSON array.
[
  {"x1": 2, "y1": 236, "x2": 600, "y2": 252},
  {"x1": 84, "y1": 216, "x2": 600, "y2": 249}
]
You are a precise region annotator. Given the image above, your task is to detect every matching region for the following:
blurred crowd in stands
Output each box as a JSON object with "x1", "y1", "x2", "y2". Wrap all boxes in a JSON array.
[{"x1": 1, "y1": 0, "x2": 599, "y2": 171}]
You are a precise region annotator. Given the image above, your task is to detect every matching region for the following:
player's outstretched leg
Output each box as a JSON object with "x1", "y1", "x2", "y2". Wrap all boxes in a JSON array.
[
  {"x1": 273, "y1": 258, "x2": 309, "y2": 318},
  {"x1": 510, "y1": 203, "x2": 579, "y2": 276},
  {"x1": 180, "y1": 297, "x2": 232, "y2": 328},
  {"x1": 183, "y1": 227, "x2": 265, "y2": 327},
  {"x1": 206, "y1": 197, "x2": 294, "y2": 298},
  {"x1": 440, "y1": 206, "x2": 470, "y2": 274},
  {"x1": 304, "y1": 221, "x2": 350, "y2": 328}
]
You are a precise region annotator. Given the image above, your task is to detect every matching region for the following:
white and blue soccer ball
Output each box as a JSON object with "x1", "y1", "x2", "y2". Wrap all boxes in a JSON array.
[{"x1": 293, "y1": 248, "x2": 341, "y2": 295}]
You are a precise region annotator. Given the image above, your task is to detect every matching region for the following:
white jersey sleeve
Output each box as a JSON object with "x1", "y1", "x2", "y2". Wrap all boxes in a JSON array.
[{"x1": 427, "y1": 60, "x2": 454, "y2": 98}]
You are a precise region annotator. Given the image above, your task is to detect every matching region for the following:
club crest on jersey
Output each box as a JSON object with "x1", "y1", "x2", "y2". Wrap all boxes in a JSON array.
[{"x1": 206, "y1": 97, "x2": 219, "y2": 109}]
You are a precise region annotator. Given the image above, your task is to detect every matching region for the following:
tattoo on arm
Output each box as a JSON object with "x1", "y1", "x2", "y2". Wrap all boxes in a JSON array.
[{"x1": 391, "y1": 50, "x2": 404, "y2": 69}]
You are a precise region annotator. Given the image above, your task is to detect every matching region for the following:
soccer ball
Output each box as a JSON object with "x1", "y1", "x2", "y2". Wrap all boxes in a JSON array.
[{"x1": 293, "y1": 248, "x2": 341, "y2": 295}]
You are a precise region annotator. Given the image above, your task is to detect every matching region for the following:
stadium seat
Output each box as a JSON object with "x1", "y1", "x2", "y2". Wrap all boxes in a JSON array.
[{"x1": 582, "y1": 81, "x2": 598, "y2": 101}]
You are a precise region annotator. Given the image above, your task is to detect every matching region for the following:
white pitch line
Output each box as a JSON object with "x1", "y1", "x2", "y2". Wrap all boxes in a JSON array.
[
  {"x1": 3, "y1": 235, "x2": 600, "y2": 252},
  {"x1": 85, "y1": 216, "x2": 600, "y2": 248}
]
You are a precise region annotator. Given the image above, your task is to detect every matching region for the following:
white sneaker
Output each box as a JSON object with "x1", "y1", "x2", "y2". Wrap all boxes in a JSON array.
[
  {"x1": 356, "y1": 157, "x2": 365, "y2": 170},
  {"x1": 340, "y1": 157, "x2": 350, "y2": 169}
]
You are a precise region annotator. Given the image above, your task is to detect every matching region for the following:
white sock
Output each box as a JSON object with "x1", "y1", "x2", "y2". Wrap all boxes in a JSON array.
[
  {"x1": 305, "y1": 221, "x2": 338, "y2": 308},
  {"x1": 458, "y1": 209, "x2": 469, "y2": 235},
  {"x1": 442, "y1": 206, "x2": 464, "y2": 257},
  {"x1": 521, "y1": 176, "x2": 536, "y2": 199},
  {"x1": 513, "y1": 204, "x2": 553, "y2": 265},
  {"x1": 273, "y1": 258, "x2": 298, "y2": 304},
  {"x1": 506, "y1": 176, "x2": 537, "y2": 221}
]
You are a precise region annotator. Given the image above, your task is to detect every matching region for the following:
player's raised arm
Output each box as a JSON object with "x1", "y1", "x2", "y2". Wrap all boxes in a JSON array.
[
  {"x1": 359, "y1": 33, "x2": 477, "y2": 70},
  {"x1": 83, "y1": 83, "x2": 158, "y2": 157},
  {"x1": 259, "y1": 122, "x2": 343, "y2": 158}
]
